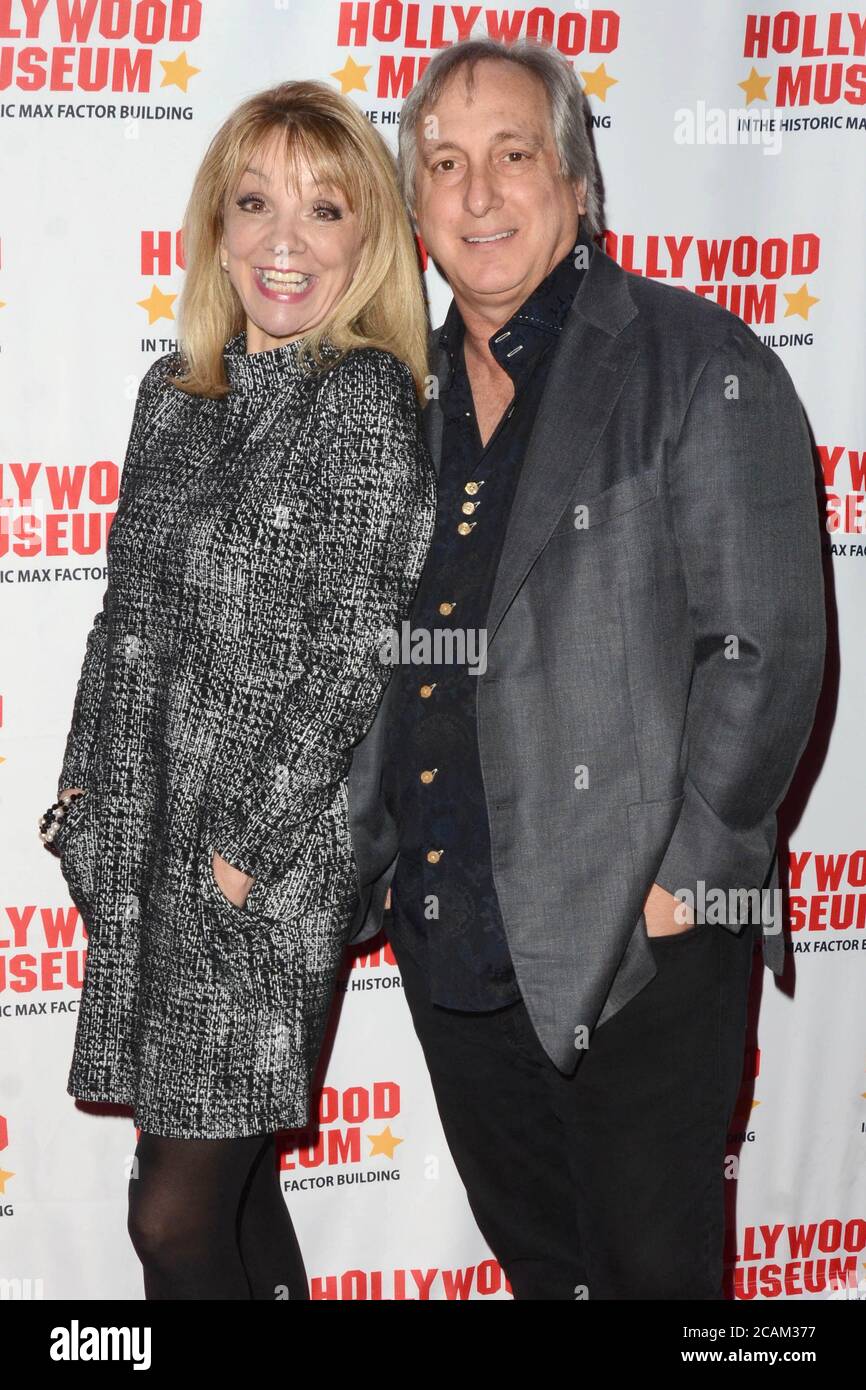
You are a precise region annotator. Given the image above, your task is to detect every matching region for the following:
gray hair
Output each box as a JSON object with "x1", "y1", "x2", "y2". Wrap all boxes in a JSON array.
[{"x1": 398, "y1": 37, "x2": 603, "y2": 241}]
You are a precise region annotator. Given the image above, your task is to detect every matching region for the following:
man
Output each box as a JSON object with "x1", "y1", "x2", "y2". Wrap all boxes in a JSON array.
[{"x1": 346, "y1": 38, "x2": 826, "y2": 1300}]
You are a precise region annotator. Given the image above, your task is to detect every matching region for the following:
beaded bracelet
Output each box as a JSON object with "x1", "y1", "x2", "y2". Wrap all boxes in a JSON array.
[{"x1": 39, "y1": 788, "x2": 87, "y2": 848}]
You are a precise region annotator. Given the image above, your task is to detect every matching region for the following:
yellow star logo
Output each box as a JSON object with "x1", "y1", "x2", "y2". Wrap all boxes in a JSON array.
[
  {"x1": 331, "y1": 55, "x2": 370, "y2": 96},
  {"x1": 137, "y1": 285, "x2": 177, "y2": 325},
  {"x1": 784, "y1": 283, "x2": 819, "y2": 320},
  {"x1": 0, "y1": 1167, "x2": 15, "y2": 1194},
  {"x1": 581, "y1": 63, "x2": 618, "y2": 101},
  {"x1": 738, "y1": 67, "x2": 771, "y2": 104},
  {"x1": 160, "y1": 51, "x2": 201, "y2": 93},
  {"x1": 368, "y1": 1125, "x2": 403, "y2": 1159}
]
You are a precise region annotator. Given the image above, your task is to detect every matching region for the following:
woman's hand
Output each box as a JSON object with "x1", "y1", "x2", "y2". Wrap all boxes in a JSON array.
[
  {"x1": 212, "y1": 850, "x2": 254, "y2": 908},
  {"x1": 40, "y1": 786, "x2": 88, "y2": 850}
]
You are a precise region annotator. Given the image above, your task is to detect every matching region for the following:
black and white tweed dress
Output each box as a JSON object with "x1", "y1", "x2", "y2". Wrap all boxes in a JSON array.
[{"x1": 53, "y1": 330, "x2": 436, "y2": 1139}]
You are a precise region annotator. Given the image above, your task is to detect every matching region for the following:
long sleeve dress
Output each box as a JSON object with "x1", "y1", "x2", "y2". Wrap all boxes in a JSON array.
[{"x1": 53, "y1": 330, "x2": 437, "y2": 1138}]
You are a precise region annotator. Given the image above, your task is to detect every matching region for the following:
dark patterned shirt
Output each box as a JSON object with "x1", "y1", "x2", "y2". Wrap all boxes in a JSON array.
[{"x1": 382, "y1": 234, "x2": 591, "y2": 1010}]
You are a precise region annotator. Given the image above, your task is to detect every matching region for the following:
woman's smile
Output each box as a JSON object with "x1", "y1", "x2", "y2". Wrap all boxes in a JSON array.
[{"x1": 252, "y1": 266, "x2": 318, "y2": 301}]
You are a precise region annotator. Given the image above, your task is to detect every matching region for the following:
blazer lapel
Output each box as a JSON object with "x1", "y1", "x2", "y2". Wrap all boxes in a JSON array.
[
  {"x1": 421, "y1": 246, "x2": 641, "y2": 648},
  {"x1": 423, "y1": 332, "x2": 447, "y2": 478},
  {"x1": 487, "y1": 251, "x2": 639, "y2": 646}
]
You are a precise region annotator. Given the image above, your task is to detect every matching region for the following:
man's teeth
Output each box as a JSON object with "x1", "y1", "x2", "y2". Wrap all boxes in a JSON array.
[
  {"x1": 256, "y1": 269, "x2": 312, "y2": 287},
  {"x1": 465, "y1": 230, "x2": 516, "y2": 243}
]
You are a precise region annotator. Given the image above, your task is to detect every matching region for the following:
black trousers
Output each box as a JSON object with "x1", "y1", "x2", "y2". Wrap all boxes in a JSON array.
[{"x1": 389, "y1": 897, "x2": 755, "y2": 1300}]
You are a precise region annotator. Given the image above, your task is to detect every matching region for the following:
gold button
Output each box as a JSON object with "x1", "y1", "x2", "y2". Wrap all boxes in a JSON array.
[
  {"x1": 419, "y1": 683, "x2": 436, "y2": 698},
  {"x1": 420, "y1": 768, "x2": 437, "y2": 783},
  {"x1": 426, "y1": 849, "x2": 443, "y2": 864},
  {"x1": 465, "y1": 481, "x2": 480, "y2": 495},
  {"x1": 438, "y1": 601, "x2": 455, "y2": 615},
  {"x1": 457, "y1": 521, "x2": 475, "y2": 536},
  {"x1": 461, "y1": 500, "x2": 476, "y2": 515}
]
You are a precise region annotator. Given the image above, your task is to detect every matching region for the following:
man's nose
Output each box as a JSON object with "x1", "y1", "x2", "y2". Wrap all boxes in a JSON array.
[{"x1": 463, "y1": 165, "x2": 503, "y2": 216}]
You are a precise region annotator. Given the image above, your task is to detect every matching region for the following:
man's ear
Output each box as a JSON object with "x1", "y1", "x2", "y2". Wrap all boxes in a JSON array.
[{"x1": 575, "y1": 176, "x2": 588, "y2": 216}]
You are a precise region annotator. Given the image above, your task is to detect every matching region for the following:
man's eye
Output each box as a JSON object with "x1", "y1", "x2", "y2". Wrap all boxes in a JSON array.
[{"x1": 433, "y1": 159, "x2": 456, "y2": 173}]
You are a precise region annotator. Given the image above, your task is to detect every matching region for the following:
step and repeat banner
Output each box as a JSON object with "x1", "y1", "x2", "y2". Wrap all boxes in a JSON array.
[{"x1": 1, "y1": 1, "x2": 864, "y2": 1301}]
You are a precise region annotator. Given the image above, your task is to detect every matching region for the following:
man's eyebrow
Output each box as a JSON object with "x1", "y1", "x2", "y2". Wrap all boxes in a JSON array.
[{"x1": 421, "y1": 129, "x2": 543, "y2": 158}]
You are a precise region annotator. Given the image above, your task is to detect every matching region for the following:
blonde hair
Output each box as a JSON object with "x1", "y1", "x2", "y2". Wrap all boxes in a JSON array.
[{"x1": 171, "y1": 81, "x2": 430, "y2": 400}]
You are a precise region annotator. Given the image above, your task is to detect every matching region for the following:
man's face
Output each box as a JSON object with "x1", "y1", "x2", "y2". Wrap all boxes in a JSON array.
[{"x1": 412, "y1": 58, "x2": 587, "y2": 312}]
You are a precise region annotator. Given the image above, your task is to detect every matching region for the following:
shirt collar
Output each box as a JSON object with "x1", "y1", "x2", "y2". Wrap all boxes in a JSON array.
[{"x1": 438, "y1": 228, "x2": 594, "y2": 390}]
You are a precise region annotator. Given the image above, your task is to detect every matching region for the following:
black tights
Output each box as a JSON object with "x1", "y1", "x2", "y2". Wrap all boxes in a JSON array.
[{"x1": 127, "y1": 1130, "x2": 310, "y2": 1300}]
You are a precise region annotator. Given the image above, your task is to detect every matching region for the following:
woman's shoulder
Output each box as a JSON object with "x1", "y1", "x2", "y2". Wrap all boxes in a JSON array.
[
  {"x1": 135, "y1": 349, "x2": 185, "y2": 405},
  {"x1": 319, "y1": 343, "x2": 415, "y2": 396}
]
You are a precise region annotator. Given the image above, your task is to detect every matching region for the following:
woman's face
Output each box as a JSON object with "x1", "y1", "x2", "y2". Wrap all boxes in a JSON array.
[{"x1": 220, "y1": 134, "x2": 364, "y2": 352}]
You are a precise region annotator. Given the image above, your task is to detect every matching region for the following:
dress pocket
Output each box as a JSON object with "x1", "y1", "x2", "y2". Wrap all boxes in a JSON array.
[{"x1": 192, "y1": 814, "x2": 307, "y2": 1013}]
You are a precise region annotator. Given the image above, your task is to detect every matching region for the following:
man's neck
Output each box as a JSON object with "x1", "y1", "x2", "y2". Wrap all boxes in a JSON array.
[{"x1": 454, "y1": 231, "x2": 579, "y2": 373}]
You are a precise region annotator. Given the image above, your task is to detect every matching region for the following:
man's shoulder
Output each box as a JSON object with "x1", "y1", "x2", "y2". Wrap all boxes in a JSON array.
[
  {"x1": 429, "y1": 254, "x2": 782, "y2": 386},
  {"x1": 612, "y1": 258, "x2": 771, "y2": 367},
  {"x1": 611, "y1": 260, "x2": 801, "y2": 416}
]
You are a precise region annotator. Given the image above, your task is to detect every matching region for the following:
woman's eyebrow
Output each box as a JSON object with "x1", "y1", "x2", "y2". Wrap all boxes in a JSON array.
[{"x1": 239, "y1": 165, "x2": 340, "y2": 193}]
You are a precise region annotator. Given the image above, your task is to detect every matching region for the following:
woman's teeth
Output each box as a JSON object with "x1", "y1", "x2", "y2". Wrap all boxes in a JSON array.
[{"x1": 254, "y1": 268, "x2": 313, "y2": 290}]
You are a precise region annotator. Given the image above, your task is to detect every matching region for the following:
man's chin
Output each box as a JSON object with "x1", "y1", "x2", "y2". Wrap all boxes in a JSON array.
[{"x1": 442, "y1": 247, "x2": 539, "y2": 297}]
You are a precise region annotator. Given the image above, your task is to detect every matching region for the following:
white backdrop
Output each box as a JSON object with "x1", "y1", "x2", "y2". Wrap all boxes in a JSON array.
[{"x1": 1, "y1": 0, "x2": 863, "y2": 1301}]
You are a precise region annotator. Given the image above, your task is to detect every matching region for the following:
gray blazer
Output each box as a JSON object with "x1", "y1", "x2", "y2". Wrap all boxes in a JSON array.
[{"x1": 345, "y1": 240, "x2": 826, "y2": 1073}]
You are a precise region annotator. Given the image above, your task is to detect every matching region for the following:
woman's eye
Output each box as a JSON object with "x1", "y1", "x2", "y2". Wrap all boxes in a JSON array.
[
  {"x1": 236, "y1": 194, "x2": 265, "y2": 212},
  {"x1": 312, "y1": 202, "x2": 342, "y2": 220}
]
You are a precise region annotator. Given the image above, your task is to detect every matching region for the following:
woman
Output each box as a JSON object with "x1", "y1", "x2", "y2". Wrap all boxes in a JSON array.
[{"x1": 39, "y1": 82, "x2": 436, "y2": 1299}]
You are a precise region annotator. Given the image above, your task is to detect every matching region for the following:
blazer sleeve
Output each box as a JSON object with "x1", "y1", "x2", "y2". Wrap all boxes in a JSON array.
[
  {"x1": 207, "y1": 350, "x2": 437, "y2": 887},
  {"x1": 652, "y1": 323, "x2": 826, "y2": 912},
  {"x1": 56, "y1": 362, "x2": 160, "y2": 796}
]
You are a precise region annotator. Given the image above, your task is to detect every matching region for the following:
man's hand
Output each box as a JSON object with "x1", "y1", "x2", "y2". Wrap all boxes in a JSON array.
[
  {"x1": 212, "y1": 850, "x2": 254, "y2": 909},
  {"x1": 643, "y1": 881, "x2": 694, "y2": 937}
]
